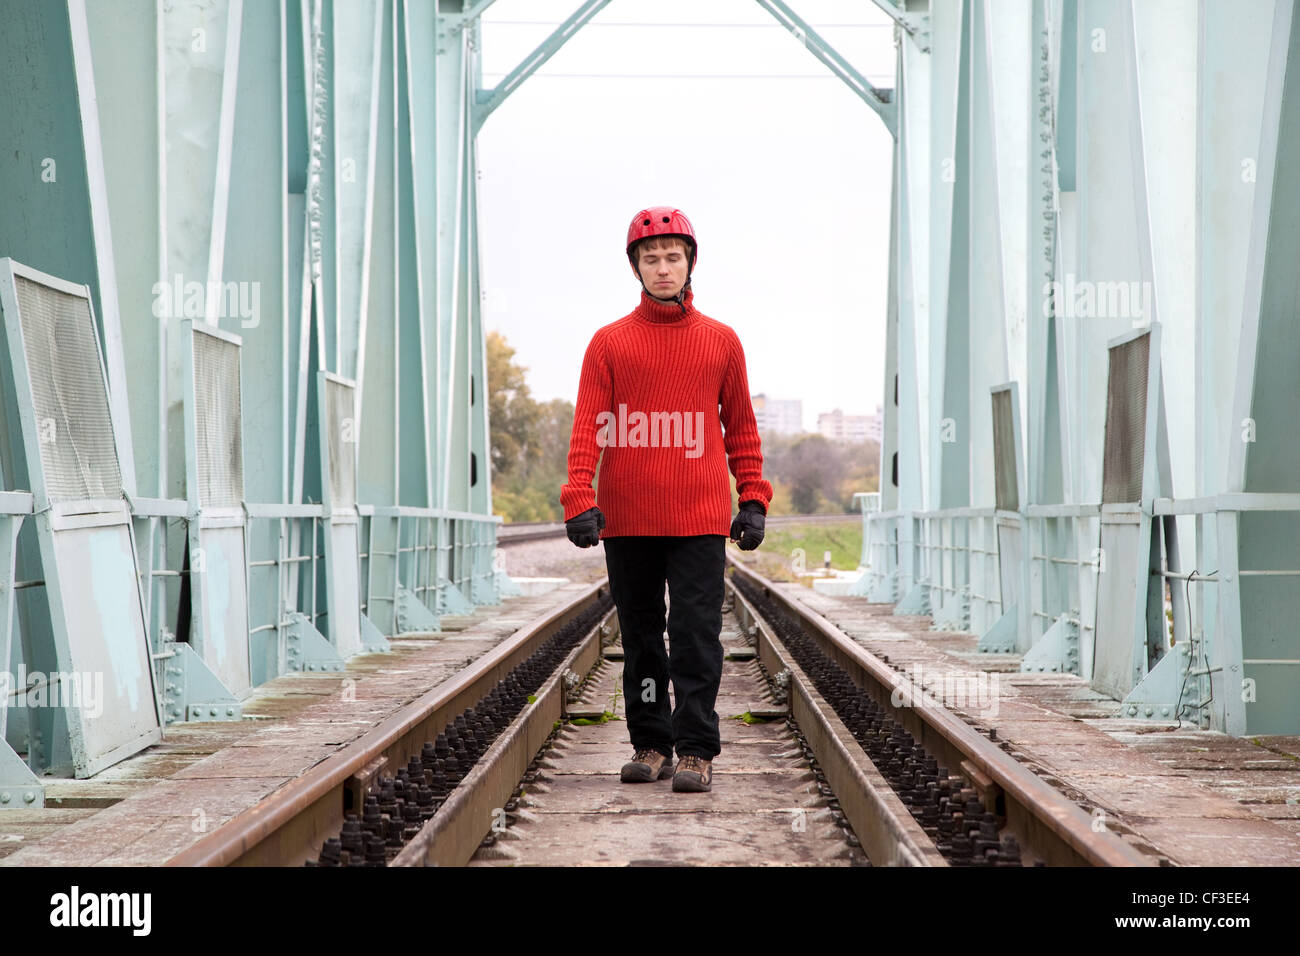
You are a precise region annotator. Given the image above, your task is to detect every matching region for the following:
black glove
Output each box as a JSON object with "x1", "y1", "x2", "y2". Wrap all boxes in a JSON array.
[
  {"x1": 565, "y1": 506, "x2": 605, "y2": 548},
  {"x1": 729, "y1": 500, "x2": 766, "y2": 551}
]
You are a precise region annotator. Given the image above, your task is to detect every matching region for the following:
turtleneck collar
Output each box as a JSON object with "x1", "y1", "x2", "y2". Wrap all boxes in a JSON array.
[{"x1": 633, "y1": 286, "x2": 698, "y2": 325}]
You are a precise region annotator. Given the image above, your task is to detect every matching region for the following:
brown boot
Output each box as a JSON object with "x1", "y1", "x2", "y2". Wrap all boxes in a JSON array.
[
  {"x1": 672, "y1": 755, "x2": 713, "y2": 792},
  {"x1": 620, "y1": 748, "x2": 674, "y2": 783}
]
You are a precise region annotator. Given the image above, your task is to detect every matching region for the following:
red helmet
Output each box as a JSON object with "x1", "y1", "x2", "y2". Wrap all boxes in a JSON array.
[{"x1": 626, "y1": 206, "x2": 698, "y2": 273}]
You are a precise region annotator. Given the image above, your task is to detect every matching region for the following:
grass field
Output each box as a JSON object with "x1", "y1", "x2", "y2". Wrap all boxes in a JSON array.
[{"x1": 729, "y1": 519, "x2": 864, "y2": 583}]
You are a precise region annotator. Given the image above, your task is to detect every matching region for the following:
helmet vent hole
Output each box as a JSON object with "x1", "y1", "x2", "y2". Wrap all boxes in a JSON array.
[
  {"x1": 662, "y1": 216, "x2": 670, "y2": 223},
  {"x1": 642, "y1": 219, "x2": 651, "y2": 226}
]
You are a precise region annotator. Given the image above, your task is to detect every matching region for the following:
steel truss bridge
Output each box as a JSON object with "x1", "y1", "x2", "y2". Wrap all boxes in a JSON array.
[{"x1": 0, "y1": 0, "x2": 1296, "y2": 808}]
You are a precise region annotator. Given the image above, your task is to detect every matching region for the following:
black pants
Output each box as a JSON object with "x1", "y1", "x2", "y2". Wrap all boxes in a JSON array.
[{"x1": 603, "y1": 535, "x2": 726, "y2": 761}]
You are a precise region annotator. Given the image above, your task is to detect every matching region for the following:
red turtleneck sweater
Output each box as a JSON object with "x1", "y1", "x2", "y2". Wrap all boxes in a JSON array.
[{"x1": 560, "y1": 288, "x2": 773, "y2": 538}]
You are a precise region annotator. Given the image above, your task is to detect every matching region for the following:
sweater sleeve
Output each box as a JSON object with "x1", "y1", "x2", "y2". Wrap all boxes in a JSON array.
[
  {"x1": 560, "y1": 331, "x2": 613, "y2": 521},
  {"x1": 719, "y1": 334, "x2": 773, "y2": 513}
]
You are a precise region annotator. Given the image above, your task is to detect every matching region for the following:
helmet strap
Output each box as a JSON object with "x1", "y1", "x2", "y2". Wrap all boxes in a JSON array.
[{"x1": 673, "y1": 275, "x2": 691, "y2": 313}]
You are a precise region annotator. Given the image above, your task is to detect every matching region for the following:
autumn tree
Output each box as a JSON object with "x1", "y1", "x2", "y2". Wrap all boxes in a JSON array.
[
  {"x1": 487, "y1": 331, "x2": 542, "y2": 480},
  {"x1": 488, "y1": 331, "x2": 575, "y2": 522},
  {"x1": 760, "y1": 432, "x2": 880, "y2": 514}
]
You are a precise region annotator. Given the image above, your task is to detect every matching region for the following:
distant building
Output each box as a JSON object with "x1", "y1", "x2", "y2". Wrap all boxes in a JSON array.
[
  {"x1": 818, "y1": 407, "x2": 880, "y2": 444},
  {"x1": 752, "y1": 393, "x2": 804, "y2": 436},
  {"x1": 867, "y1": 405, "x2": 883, "y2": 443}
]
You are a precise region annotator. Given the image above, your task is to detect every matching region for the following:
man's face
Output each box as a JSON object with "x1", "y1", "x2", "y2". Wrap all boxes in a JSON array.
[{"x1": 632, "y1": 240, "x2": 690, "y2": 299}]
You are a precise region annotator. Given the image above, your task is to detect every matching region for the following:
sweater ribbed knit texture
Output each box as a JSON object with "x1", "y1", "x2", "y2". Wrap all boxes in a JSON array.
[{"x1": 560, "y1": 288, "x2": 773, "y2": 538}]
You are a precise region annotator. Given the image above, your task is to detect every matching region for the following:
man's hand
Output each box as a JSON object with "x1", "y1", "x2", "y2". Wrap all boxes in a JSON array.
[
  {"x1": 565, "y1": 506, "x2": 605, "y2": 548},
  {"x1": 729, "y1": 500, "x2": 766, "y2": 551}
]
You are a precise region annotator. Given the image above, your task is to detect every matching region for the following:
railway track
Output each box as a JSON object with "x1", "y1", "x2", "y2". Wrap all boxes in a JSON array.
[
  {"x1": 165, "y1": 581, "x2": 615, "y2": 867},
  {"x1": 165, "y1": 558, "x2": 1153, "y2": 867},
  {"x1": 726, "y1": 559, "x2": 1153, "y2": 867}
]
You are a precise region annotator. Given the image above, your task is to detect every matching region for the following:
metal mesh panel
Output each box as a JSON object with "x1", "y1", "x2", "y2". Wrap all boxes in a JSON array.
[
  {"x1": 13, "y1": 276, "x2": 122, "y2": 501},
  {"x1": 1101, "y1": 333, "x2": 1150, "y2": 503},
  {"x1": 990, "y1": 388, "x2": 1018, "y2": 512},
  {"x1": 325, "y1": 378, "x2": 357, "y2": 508},
  {"x1": 191, "y1": 329, "x2": 243, "y2": 507}
]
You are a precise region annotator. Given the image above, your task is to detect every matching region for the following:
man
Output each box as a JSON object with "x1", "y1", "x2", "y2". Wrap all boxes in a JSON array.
[{"x1": 559, "y1": 206, "x2": 772, "y2": 793}]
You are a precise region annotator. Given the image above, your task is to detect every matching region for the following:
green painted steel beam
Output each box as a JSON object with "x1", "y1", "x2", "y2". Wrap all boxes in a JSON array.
[
  {"x1": 81, "y1": 0, "x2": 162, "y2": 500},
  {"x1": 333, "y1": 0, "x2": 384, "y2": 384},
  {"x1": 936, "y1": 0, "x2": 970, "y2": 510},
  {"x1": 752, "y1": 0, "x2": 898, "y2": 137},
  {"x1": 459, "y1": 0, "x2": 501, "y2": 22},
  {"x1": 869, "y1": 0, "x2": 929, "y2": 53},
  {"x1": 404, "y1": 0, "x2": 440, "y2": 515},
  {"x1": 471, "y1": 0, "x2": 614, "y2": 132},
  {"x1": 396, "y1": 0, "x2": 429, "y2": 508},
  {"x1": 1227, "y1": 0, "x2": 1300, "y2": 735},
  {"x1": 435, "y1": 4, "x2": 468, "y2": 511},
  {"x1": 359, "y1": 0, "x2": 399, "y2": 510}
]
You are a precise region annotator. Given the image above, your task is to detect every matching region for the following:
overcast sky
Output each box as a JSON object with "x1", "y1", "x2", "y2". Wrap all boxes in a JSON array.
[{"x1": 477, "y1": 0, "x2": 896, "y2": 431}]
